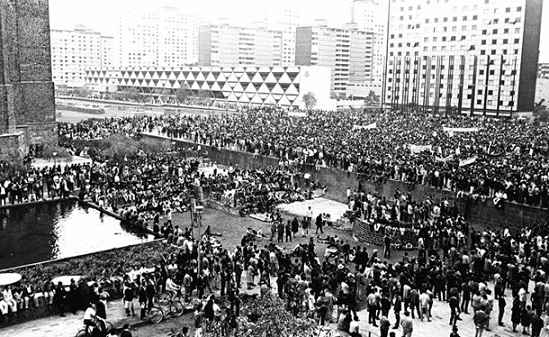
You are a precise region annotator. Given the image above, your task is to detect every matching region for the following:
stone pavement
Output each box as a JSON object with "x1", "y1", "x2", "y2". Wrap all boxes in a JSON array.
[
  {"x1": 276, "y1": 197, "x2": 349, "y2": 222},
  {"x1": 0, "y1": 298, "x2": 146, "y2": 337},
  {"x1": 0, "y1": 274, "x2": 527, "y2": 337}
]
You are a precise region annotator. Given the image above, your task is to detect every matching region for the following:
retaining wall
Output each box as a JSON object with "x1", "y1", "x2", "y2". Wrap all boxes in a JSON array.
[{"x1": 158, "y1": 135, "x2": 549, "y2": 231}]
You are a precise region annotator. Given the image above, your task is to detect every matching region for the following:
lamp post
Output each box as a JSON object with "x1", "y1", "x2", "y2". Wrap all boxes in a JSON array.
[{"x1": 52, "y1": 152, "x2": 57, "y2": 167}]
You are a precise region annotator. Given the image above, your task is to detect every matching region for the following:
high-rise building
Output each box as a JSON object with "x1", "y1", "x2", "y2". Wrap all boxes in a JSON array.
[
  {"x1": 51, "y1": 26, "x2": 115, "y2": 87},
  {"x1": 118, "y1": 3, "x2": 203, "y2": 68},
  {"x1": 351, "y1": 0, "x2": 389, "y2": 95},
  {"x1": 385, "y1": 0, "x2": 543, "y2": 116},
  {"x1": 263, "y1": 0, "x2": 300, "y2": 66},
  {"x1": 539, "y1": 63, "x2": 549, "y2": 79},
  {"x1": 295, "y1": 23, "x2": 374, "y2": 98},
  {"x1": 198, "y1": 25, "x2": 282, "y2": 67}
]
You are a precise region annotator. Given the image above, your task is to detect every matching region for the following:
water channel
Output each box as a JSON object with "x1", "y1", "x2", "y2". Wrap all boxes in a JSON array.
[{"x1": 0, "y1": 201, "x2": 153, "y2": 270}]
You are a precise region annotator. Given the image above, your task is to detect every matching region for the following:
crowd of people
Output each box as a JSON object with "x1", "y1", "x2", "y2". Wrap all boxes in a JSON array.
[
  {"x1": 59, "y1": 110, "x2": 549, "y2": 208},
  {"x1": 3, "y1": 108, "x2": 549, "y2": 337}
]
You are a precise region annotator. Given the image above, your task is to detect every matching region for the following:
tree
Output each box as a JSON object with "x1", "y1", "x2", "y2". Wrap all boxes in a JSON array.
[
  {"x1": 175, "y1": 84, "x2": 192, "y2": 104},
  {"x1": 158, "y1": 88, "x2": 171, "y2": 104},
  {"x1": 74, "y1": 84, "x2": 91, "y2": 98},
  {"x1": 302, "y1": 92, "x2": 317, "y2": 111},
  {"x1": 364, "y1": 90, "x2": 380, "y2": 107},
  {"x1": 217, "y1": 293, "x2": 318, "y2": 337}
]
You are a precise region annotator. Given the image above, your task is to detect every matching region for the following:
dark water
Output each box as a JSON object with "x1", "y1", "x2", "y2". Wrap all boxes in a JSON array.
[{"x1": 0, "y1": 201, "x2": 153, "y2": 270}]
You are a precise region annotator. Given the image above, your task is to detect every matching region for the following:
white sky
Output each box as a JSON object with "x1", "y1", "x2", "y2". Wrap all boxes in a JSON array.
[{"x1": 49, "y1": 0, "x2": 549, "y2": 62}]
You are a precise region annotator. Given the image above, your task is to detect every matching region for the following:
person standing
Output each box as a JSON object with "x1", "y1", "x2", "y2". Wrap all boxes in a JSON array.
[
  {"x1": 393, "y1": 292, "x2": 402, "y2": 329},
  {"x1": 306, "y1": 206, "x2": 313, "y2": 229},
  {"x1": 383, "y1": 234, "x2": 391, "y2": 259},
  {"x1": 315, "y1": 213, "x2": 324, "y2": 234},
  {"x1": 291, "y1": 217, "x2": 299, "y2": 238},
  {"x1": 380, "y1": 315, "x2": 391, "y2": 337},
  {"x1": 420, "y1": 291, "x2": 431, "y2": 322},
  {"x1": 270, "y1": 221, "x2": 277, "y2": 241},
  {"x1": 497, "y1": 294, "x2": 506, "y2": 326},
  {"x1": 301, "y1": 217, "x2": 309, "y2": 237},
  {"x1": 285, "y1": 220, "x2": 292, "y2": 242},
  {"x1": 473, "y1": 305, "x2": 488, "y2": 337},
  {"x1": 69, "y1": 278, "x2": 79, "y2": 315},
  {"x1": 367, "y1": 290, "x2": 380, "y2": 327},
  {"x1": 449, "y1": 293, "x2": 460, "y2": 326},
  {"x1": 54, "y1": 282, "x2": 66, "y2": 317},
  {"x1": 123, "y1": 282, "x2": 136, "y2": 317},
  {"x1": 277, "y1": 221, "x2": 285, "y2": 243},
  {"x1": 401, "y1": 311, "x2": 413, "y2": 337},
  {"x1": 531, "y1": 313, "x2": 544, "y2": 337}
]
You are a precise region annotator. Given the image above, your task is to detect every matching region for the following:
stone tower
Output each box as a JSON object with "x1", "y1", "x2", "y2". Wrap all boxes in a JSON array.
[{"x1": 0, "y1": 0, "x2": 57, "y2": 160}]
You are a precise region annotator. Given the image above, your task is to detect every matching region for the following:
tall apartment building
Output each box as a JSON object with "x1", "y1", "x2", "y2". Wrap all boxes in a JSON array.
[
  {"x1": 263, "y1": 0, "x2": 300, "y2": 66},
  {"x1": 539, "y1": 63, "x2": 549, "y2": 79},
  {"x1": 51, "y1": 25, "x2": 115, "y2": 87},
  {"x1": 295, "y1": 23, "x2": 374, "y2": 98},
  {"x1": 118, "y1": 3, "x2": 203, "y2": 68},
  {"x1": 198, "y1": 25, "x2": 282, "y2": 67},
  {"x1": 352, "y1": 0, "x2": 389, "y2": 95},
  {"x1": 385, "y1": 0, "x2": 543, "y2": 116}
]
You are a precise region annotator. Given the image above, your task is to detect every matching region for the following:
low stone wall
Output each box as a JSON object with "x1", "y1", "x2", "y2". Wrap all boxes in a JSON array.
[
  {"x1": 56, "y1": 103, "x2": 105, "y2": 114},
  {"x1": 152, "y1": 135, "x2": 549, "y2": 231},
  {"x1": 353, "y1": 219, "x2": 384, "y2": 246}
]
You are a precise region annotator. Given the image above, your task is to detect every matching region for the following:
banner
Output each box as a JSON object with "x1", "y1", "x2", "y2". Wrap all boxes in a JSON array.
[
  {"x1": 288, "y1": 112, "x2": 307, "y2": 117},
  {"x1": 443, "y1": 127, "x2": 479, "y2": 133},
  {"x1": 435, "y1": 154, "x2": 454, "y2": 162},
  {"x1": 353, "y1": 122, "x2": 377, "y2": 130},
  {"x1": 459, "y1": 156, "x2": 477, "y2": 167},
  {"x1": 409, "y1": 144, "x2": 432, "y2": 154}
]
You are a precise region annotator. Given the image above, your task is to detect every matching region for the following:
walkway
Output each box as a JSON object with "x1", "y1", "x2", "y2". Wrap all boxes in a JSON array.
[
  {"x1": 276, "y1": 197, "x2": 349, "y2": 222},
  {"x1": 1, "y1": 298, "x2": 144, "y2": 337}
]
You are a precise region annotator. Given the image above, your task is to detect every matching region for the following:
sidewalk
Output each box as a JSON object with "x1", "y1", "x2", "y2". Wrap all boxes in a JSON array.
[
  {"x1": 0, "y1": 273, "x2": 265, "y2": 337},
  {"x1": 0, "y1": 299, "x2": 147, "y2": 337}
]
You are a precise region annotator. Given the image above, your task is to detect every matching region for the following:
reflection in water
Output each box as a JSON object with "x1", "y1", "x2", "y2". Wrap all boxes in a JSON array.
[{"x1": 0, "y1": 201, "x2": 153, "y2": 269}]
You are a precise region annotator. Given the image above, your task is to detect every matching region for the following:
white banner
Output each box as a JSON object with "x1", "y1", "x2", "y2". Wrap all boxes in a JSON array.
[
  {"x1": 459, "y1": 156, "x2": 477, "y2": 167},
  {"x1": 443, "y1": 127, "x2": 479, "y2": 133},
  {"x1": 288, "y1": 112, "x2": 307, "y2": 117},
  {"x1": 435, "y1": 154, "x2": 454, "y2": 162},
  {"x1": 353, "y1": 122, "x2": 377, "y2": 130},
  {"x1": 409, "y1": 144, "x2": 432, "y2": 154}
]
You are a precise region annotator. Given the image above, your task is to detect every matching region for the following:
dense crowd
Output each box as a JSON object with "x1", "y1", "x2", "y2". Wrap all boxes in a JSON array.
[
  {"x1": 59, "y1": 110, "x2": 549, "y2": 209},
  {"x1": 3, "y1": 109, "x2": 549, "y2": 337}
]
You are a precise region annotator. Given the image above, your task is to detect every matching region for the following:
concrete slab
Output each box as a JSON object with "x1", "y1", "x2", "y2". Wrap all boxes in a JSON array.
[{"x1": 276, "y1": 197, "x2": 349, "y2": 221}]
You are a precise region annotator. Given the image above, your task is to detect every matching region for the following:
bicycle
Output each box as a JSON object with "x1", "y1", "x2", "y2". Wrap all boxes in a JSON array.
[
  {"x1": 74, "y1": 320, "x2": 114, "y2": 337},
  {"x1": 317, "y1": 326, "x2": 343, "y2": 337},
  {"x1": 148, "y1": 295, "x2": 185, "y2": 324}
]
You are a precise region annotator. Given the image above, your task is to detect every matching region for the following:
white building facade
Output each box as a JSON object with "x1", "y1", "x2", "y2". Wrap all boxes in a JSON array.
[
  {"x1": 351, "y1": 0, "x2": 389, "y2": 96},
  {"x1": 51, "y1": 26, "x2": 115, "y2": 87},
  {"x1": 296, "y1": 24, "x2": 374, "y2": 99},
  {"x1": 385, "y1": 0, "x2": 543, "y2": 115},
  {"x1": 118, "y1": 3, "x2": 204, "y2": 68},
  {"x1": 263, "y1": 0, "x2": 300, "y2": 66},
  {"x1": 198, "y1": 25, "x2": 282, "y2": 67}
]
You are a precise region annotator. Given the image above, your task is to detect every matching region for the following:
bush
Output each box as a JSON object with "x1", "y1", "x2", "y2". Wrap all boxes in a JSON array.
[{"x1": 5, "y1": 241, "x2": 171, "y2": 287}]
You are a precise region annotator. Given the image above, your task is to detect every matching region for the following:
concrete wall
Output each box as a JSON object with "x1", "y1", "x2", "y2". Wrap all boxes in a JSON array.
[
  {"x1": 159, "y1": 135, "x2": 549, "y2": 230},
  {"x1": 0, "y1": 0, "x2": 57, "y2": 158}
]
